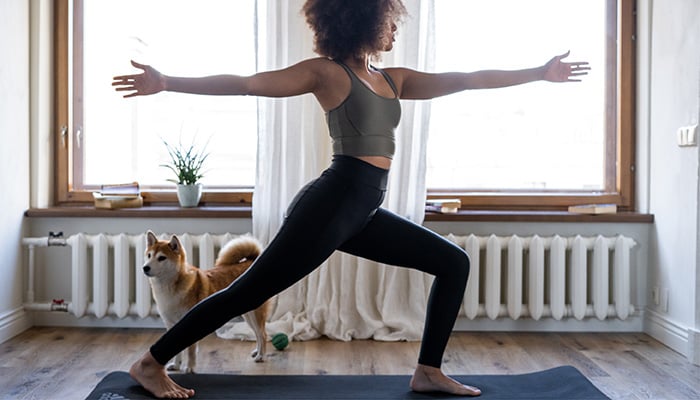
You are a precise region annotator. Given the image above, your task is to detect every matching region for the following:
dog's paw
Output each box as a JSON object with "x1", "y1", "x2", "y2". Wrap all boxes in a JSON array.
[
  {"x1": 183, "y1": 367, "x2": 196, "y2": 374},
  {"x1": 251, "y1": 349, "x2": 264, "y2": 362}
]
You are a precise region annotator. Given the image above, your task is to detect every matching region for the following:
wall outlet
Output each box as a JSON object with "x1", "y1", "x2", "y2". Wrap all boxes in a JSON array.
[
  {"x1": 677, "y1": 124, "x2": 699, "y2": 147},
  {"x1": 652, "y1": 286, "x2": 660, "y2": 305}
]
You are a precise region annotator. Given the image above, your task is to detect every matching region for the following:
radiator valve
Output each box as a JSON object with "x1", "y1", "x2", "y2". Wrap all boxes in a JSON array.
[
  {"x1": 51, "y1": 299, "x2": 68, "y2": 312},
  {"x1": 48, "y1": 231, "x2": 67, "y2": 247}
]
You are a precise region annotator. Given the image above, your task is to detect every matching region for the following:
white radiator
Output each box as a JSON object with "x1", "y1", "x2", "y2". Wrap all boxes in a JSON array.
[
  {"x1": 22, "y1": 232, "x2": 243, "y2": 319},
  {"x1": 447, "y1": 234, "x2": 637, "y2": 321},
  {"x1": 22, "y1": 232, "x2": 637, "y2": 321}
]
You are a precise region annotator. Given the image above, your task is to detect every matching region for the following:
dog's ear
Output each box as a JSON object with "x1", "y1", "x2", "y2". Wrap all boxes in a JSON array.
[
  {"x1": 168, "y1": 235, "x2": 182, "y2": 253},
  {"x1": 146, "y1": 230, "x2": 157, "y2": 246}
]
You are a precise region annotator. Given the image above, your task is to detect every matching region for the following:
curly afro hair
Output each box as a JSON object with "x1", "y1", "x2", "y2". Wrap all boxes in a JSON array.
[{"x1": 302, "y1": 0, "x2": 407, "y2": 61}]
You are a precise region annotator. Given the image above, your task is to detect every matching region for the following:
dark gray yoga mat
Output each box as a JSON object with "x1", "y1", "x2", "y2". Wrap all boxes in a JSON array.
[{"x1": 86, "y1": 365, "x2": 609, "y2": 399}]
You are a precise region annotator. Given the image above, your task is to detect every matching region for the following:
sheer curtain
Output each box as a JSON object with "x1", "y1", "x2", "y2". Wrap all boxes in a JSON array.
[{"x1": 218, "y1": 0, "x2": 437, "y2": 342}]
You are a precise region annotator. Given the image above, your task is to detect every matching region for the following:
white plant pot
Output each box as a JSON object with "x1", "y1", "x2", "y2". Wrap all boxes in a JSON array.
[{"x1": 177, "y1": 183, "x2": 203, "y2": 207}]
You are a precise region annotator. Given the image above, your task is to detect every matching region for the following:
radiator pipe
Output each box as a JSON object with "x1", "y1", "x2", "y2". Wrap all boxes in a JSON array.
[
  {"x1": 24, "y1": 301, "x2": 69, "y2": 312},
  {"x1": 22, "y1": 234, "x2": 68, "y2": 306},
  {"x1": 26, "y1": 245, "x2": 35, "y2": 304},
  {"x1": 22, "y1": 234, "x2": 68, "y2": 248}
]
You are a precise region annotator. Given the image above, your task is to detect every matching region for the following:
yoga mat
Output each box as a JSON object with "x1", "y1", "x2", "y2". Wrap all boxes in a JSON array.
[{"x1": 86, "y1": 366, "x2": 609, "y2": 399}]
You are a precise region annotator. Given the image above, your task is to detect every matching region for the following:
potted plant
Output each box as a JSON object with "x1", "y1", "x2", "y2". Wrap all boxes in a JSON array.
[{"x1": 161, "y1": 138, "x2": 209, "y2": 207}]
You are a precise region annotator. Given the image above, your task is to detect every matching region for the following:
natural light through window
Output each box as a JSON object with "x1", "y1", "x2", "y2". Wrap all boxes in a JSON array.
[
  {"x1": 82, "y1": 0, "x2": 257, "y2": 188},
  {"x1": 427, "y1": 0, "x2": 607, "y2": 191},
  {"x1": 76, "y1": 0, "x2": 612, "y2": 197}
]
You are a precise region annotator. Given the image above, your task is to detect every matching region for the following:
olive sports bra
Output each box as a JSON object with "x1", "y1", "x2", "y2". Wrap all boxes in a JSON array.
[{"x1": 326, "y1": 61, "x2": 401, "y2": 159}]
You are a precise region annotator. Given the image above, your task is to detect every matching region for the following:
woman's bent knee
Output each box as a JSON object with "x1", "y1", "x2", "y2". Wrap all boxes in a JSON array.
[
  {"x1": 454, "y1": 249, "x2": 471, "y2": 283},
  {"x1": 439, "y1": 245, "x2": 470, "y2": 284}
]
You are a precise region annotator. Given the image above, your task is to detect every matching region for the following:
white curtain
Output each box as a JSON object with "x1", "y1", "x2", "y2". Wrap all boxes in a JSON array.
[{"x1": 218, "y1": 0, "x2": 436, "y2": 342}]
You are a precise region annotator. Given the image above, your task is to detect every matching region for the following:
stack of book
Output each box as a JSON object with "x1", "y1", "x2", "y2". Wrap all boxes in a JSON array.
[
  {"x1": 93, "y1": 182, "x2": 143, "y2": 209},
  {"x1": 567, "y1": 203, "x2": 617, "y2": 214},
  {"x1": 426, "y1": 198, "x2": 461, "y2": 214}
]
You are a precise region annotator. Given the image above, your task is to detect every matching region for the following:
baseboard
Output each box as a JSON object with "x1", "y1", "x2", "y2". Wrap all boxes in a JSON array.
[
  {"x1": 644, "y1": 308, "x2": 690, "y2": 356},
  {"x1": 0, "y1": 307, "x2": 32, "y2": 344},
  {"x1": 687, "y1": 328, "x2": 700, "y2": 366}
]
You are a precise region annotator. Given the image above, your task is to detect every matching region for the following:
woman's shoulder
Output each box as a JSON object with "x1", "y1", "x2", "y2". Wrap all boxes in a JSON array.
[
  {"x1": 376, "y1": 66, "x2": 414, "y2": 88},
  {"x1": 294, "y1": 56, "x2": 337, "y2": 68},
  {"x1": 285, "y1": 57, "x2": 342, "y2": 77}
]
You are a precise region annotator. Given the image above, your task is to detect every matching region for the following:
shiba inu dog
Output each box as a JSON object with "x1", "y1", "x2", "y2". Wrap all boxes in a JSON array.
[{"x1": 143, "y1": 230, "x2": 271, "y2": 372}]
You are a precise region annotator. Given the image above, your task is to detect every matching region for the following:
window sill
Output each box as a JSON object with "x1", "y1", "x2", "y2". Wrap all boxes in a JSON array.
[
  {"x1": 424, "y1": 210, "x2": 653, "y2": 223},
  {"x1": 25, "y1": 206, "x2": 653, "y2": 223},
  {"x1": 24, "y1": 205, "x2": 252, "y2": 219}
]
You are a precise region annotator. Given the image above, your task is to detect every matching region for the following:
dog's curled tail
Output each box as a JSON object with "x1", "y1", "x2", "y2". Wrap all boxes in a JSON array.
[{"x1": 216, "y1": 235, "x2": 262, "y2": 265}]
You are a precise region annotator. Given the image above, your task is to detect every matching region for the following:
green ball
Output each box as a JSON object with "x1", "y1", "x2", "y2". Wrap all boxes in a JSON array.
[{"x1": 271, "y1": 333, "x2": 289, "y2": 350}]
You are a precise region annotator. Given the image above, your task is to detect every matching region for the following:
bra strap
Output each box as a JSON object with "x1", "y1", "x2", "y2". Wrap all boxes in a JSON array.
[
  {"x1": 334, "y1": 60, "x2": 360, "y2": 81},
  {"x1": 335, "y1": 60, "x2": 399, "y2": 97},
  {"x1": 376, "y1": 68, "x2": 399, "y2": 97}
]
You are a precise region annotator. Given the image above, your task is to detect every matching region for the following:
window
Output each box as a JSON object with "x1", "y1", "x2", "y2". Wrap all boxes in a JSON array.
[
  {"x1": 55, "y1": 0, "x2": 635, "y2": 210},
  {"x1": 55, "y1": 0, "x2": 257, "y2": 204},
  {"x1": 426, "y1": 0, "x2": 635, "y2": 210}
]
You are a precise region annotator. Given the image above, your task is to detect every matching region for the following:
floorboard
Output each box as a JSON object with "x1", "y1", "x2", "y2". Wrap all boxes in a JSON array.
[{"x1": 1, "y1": 328, "x2": 699, "y2": 400}]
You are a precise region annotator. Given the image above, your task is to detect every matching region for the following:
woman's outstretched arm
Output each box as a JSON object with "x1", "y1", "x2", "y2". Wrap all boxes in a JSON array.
[
  {"x1": 112, "y1": 59, "x2": 324, "y2": 98},
  {"x1": 387, "y1": 51, "x2": 590, "y2": 100}
]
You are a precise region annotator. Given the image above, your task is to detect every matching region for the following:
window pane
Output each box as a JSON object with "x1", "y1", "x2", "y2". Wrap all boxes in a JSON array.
[
  {"x1": 81, "y1": 0, "x2": 257, "y2": 188},
  {"x1": 427, "y1": 0, "x2": 608, "y2": 191}
]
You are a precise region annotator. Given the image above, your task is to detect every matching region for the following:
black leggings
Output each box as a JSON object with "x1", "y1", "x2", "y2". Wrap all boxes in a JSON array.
[{"x1": 150, "y1": 155, "x2": 470, "y2": 368}]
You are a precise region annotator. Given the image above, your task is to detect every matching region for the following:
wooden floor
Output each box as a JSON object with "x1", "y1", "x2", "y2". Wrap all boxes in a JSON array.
[{"x1": 1, "y1": 327, "x2": 699, "y2": 399}]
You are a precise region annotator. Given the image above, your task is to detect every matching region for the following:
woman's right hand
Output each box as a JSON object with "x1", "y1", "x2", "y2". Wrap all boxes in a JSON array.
[{"x1": 112, "y1": 60, "x2": 165, "y2": 98}]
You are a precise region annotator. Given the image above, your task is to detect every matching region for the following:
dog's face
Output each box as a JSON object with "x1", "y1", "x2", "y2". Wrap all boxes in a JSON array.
[{"x1": 143, "y1": 231, "x2": 187, "y2": 279}]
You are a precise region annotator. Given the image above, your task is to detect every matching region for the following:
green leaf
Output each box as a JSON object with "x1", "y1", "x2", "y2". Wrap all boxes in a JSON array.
[{"x1": 160, "y1": 137, "x2": 210, "y2": 185}]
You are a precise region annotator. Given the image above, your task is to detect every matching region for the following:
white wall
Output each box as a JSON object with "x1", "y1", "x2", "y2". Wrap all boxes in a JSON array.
[
  {"x1": 643, "y1": 0, "x2": 700, "y2": 360},
  {"x1": 0, "y1": 0, "x2": 32, "y2": 342}
]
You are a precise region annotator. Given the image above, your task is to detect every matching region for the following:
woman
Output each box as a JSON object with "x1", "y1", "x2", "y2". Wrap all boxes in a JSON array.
[{"x1": 113, "y1": 1, "x2": 588, "y2": 398}]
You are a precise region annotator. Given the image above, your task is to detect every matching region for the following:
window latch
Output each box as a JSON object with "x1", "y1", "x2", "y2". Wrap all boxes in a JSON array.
[
  {"x1": 76, "y1": 126, "x2": 83, "y2": 149},
  {"x1": 60, "y1": 125, "x2": 68, "y2": 148}
]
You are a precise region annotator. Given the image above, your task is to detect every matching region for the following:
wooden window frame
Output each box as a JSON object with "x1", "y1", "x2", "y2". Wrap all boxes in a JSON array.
[{"x1": 54, "y1": 0, "x2": 635, "y2": 211}]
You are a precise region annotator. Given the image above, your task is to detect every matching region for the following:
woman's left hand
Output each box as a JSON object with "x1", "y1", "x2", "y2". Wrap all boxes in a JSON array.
[{"x1": 542, "y1": 51, "x2": 590, "y2": 82}]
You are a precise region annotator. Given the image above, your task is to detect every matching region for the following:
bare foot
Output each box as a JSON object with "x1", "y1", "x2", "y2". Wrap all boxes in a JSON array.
[
  {"x1": 129, "y1": 351, "x2": 195, "y2": 399},
  {"x1": 410, "y1": 364, "x2": 481, "y2": 396}
]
